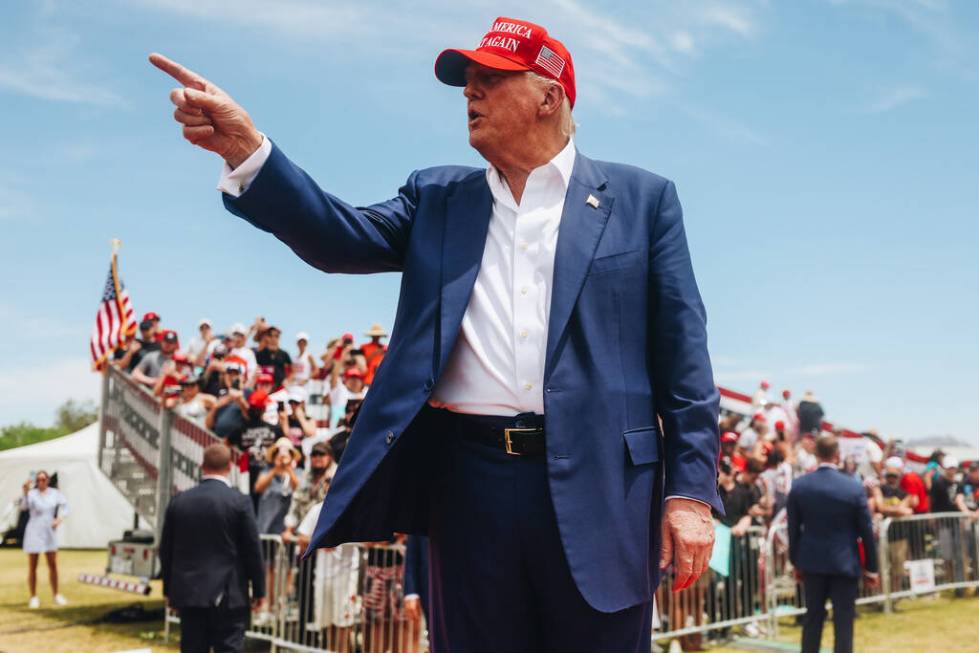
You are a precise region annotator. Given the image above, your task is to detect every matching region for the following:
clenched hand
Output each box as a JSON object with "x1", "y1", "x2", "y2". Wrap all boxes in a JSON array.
[
  {"x1": 659, "y1": 498, "x2": 714, "y2": 592},
  {"x1": 148, "y1": 53, "x2": 263, "y2": 168}
]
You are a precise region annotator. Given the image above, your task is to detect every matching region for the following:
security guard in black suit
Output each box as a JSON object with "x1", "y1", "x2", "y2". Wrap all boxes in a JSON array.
[{"x1": 160, "y1": 444, "x2": 265, "y2": 652}]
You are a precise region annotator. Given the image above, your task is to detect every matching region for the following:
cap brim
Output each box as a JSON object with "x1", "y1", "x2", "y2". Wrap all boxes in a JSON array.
[{"x1": 435, "y1": 48, "x2": 531, "y2": 86}]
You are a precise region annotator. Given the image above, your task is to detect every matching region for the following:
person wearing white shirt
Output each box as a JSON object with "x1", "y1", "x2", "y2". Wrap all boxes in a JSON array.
[{"x1": 150, "y1": 16, "x2": 722, "y2": 649}]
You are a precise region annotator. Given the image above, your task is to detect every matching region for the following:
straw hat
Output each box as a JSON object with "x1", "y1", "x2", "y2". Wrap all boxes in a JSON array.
[
  {"x1": 265, "y1": 437, "x2": 301, "y2": 465},
  {"x1": 364, "y1": 323, "x2": 388, "y2": 338}
]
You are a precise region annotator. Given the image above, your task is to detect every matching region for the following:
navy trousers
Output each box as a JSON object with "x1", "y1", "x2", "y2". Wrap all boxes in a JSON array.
[
  {"x1": 178, "y1": 604, "x2": 248, "y2": 653},
  {"x1": 426, "y1": 414, "x2": 652, "y2": 653},
  {"x1": 801, "y1": 574, "x2": 858, "y2": 653}
]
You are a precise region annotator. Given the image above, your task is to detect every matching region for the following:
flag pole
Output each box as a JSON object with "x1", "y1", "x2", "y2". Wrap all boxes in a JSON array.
[{"x1": 111, "y1": 238, "x2": 121, "y2": 256}]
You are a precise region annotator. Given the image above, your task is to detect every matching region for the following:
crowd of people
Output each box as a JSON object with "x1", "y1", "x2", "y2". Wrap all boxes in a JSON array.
[
  {"x1": 113, "y1": 311, "x2": 424, "y2": 642},
  {"x1": 111, "y1": 316, "x2": 979, "y2": 647},
  {"x1": 663, "y1": 380, "x2": 979, "y2": 650}
]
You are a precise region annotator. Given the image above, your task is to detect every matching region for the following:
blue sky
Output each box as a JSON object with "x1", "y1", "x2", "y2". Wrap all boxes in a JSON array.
[{"x1": 2, "y1": 1, "x2": 977, "y2": 444}]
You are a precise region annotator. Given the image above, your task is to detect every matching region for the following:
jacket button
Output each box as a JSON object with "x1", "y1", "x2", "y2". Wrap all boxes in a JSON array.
[
  {"x1": 424, "y1": 378, "x2": 434, "y2": 392},
  {"x1": 385, "y1": 431, "x2": 395, "y2": 445}
]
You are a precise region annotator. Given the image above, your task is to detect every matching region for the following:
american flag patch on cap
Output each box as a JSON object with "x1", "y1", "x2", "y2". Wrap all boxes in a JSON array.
[{"x1": 535, "y1": 45, "x2": 566, "y2": 78}]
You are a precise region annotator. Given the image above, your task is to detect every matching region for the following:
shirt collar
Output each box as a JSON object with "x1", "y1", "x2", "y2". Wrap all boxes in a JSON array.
[
  {"x1": 817, "y1": 463, "x2": 838, "y2": 470},
  {"x1": 486, "y1": 137, "x2": 576, "y2": 211},
  {"x1": 201, "y1": 474, "x2": 231, "y2": 487}
]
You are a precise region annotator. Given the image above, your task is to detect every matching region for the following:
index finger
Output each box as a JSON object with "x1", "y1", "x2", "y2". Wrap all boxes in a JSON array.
[{"x1": 148, "y1": 52, "x2": 207, "y2": 90}]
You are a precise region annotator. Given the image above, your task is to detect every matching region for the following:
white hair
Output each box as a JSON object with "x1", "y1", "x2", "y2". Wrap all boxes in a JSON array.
[{"x1": 527, "y1": 71, "x2": 576, "y2": 137}]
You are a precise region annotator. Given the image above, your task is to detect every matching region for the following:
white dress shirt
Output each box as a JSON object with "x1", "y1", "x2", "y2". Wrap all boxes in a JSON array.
[
  {"x1": 430, "y1": 137, "x2": 576, "y2": 416},
  {"x1": 220, "y1": 136, "x2": 575, "y2": 416}
]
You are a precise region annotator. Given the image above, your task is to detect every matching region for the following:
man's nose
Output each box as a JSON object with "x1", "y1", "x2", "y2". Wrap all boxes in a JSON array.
[{"x1": 463, "y1": 82, "x2": 481, "y2": 100}]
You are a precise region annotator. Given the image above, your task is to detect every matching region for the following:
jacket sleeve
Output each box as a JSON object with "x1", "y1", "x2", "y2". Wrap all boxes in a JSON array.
[
  {"x1": 649, "y1": 180, "x2": 722, "y2": 514},
  {"x1": 159, "y1": 500, "x2": 175, "y2": 598},
  {"x1": 786, "y1": 486, "x2": 801, "y2": 568},
  {"x1": 237, "y1": 494, "x2": 267, "y2": 599},
  {"x1": 854, "y1": 487, "x2": 878, "y2": 573},
  {"x1": 223, "y1": 140, "x2": 418, "y2": 274}
]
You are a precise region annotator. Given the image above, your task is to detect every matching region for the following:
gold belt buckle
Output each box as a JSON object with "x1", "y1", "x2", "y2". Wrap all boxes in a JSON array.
[{"x1": 504, "y1": 427, "x2": 538, "y2": 456}]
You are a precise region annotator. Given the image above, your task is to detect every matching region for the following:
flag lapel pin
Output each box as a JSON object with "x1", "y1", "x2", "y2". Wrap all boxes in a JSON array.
[{"x1": 585, "y1": 194, "x2": 600, "y2": 209}]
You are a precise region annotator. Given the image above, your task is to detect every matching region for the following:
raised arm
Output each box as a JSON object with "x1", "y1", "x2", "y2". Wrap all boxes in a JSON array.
[{"x1": 149, "y1": 53, "x2": 417, "y2": 274}]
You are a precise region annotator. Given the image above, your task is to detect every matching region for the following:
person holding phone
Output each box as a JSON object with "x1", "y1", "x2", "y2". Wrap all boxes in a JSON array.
[{"x1": 21, "y1": 471, "x2": 69, "y2": 608}]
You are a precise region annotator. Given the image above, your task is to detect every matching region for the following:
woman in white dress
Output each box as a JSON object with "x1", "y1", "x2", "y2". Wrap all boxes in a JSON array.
[{"x1": 21, "y1": 470, "x2": 69, "y2": 608}]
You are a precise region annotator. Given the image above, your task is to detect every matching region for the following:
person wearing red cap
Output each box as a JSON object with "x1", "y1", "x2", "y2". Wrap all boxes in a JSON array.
[{"x1": 153, "y1": 16, "x2": 722, "y2": 650}]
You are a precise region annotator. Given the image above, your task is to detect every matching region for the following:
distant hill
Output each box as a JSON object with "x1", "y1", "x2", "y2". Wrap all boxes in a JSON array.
[{"x1": 906, "y1": 435, "x2": 973, "y2": 449}]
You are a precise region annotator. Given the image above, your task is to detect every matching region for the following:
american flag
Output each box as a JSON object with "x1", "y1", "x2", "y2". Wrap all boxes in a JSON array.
[
  {"x1": 90, "y1": 253, "x2": 137, "y2": 370},
  {"x1": 535, "y1": 45, "x2": 566, "y2": 79}
]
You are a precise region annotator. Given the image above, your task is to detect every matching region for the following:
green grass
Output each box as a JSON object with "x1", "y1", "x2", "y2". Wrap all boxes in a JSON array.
[
  {"x1": 703, "y1": 591, "x2": 979, "y2": 653},
  {"x1": 0, "y1": 548, "x2": 178, "y2": 653},
  {"x1": 1, "y1": 549, "x2": 976, "y2": 652}
]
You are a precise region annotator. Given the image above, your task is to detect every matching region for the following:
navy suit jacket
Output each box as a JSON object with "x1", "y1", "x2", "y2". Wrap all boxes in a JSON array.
[
  {"x1": 787, "y1": 466, "x2": 878, "y2": 578},
  {"x1": 224, "y1": 141, "x2": 721, "y2": 612},
  {"x1": 159, "y1": 479, "x2": 265, "y2": 609}
]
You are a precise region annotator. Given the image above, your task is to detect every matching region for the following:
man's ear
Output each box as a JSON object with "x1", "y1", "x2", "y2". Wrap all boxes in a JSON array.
[{"x1": 539, "y1": 83, "x2": 564, "y2": 118}]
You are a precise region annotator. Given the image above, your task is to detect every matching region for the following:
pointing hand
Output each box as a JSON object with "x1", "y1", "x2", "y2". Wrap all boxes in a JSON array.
[{"x1": 149, "y1": 53, "x2": 263, "y2": 168}]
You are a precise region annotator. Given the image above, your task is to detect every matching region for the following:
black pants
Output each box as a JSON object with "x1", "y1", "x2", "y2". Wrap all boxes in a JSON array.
[
  {"x1": 802, "y1": 574, "x2": 858, "y2": 653},
  {"x1": 427, "y1": 422, "x2": 652, "y2": 653},
  {"x1": 179, "y1": 604, "x2": 249, "y2": 653}
]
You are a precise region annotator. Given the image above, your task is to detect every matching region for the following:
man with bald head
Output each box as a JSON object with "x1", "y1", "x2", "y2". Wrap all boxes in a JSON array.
[{"x1": 152, "y1": 16, "x2": 721, "y2": 652}]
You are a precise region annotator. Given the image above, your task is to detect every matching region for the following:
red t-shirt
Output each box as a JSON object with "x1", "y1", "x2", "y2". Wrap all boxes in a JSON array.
[{"x1": 900, "y1": 471, "x2": 929, "y2": 513}]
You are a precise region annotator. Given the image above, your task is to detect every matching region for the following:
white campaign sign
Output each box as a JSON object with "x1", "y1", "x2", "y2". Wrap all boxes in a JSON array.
[{"x1": 905, "y1": 559, "x2": 936, "y2": 593}]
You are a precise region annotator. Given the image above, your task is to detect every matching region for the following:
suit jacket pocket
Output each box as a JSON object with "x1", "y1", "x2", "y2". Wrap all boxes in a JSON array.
[
  {"x1": 588, "y1": 249, "x2": 642, "y2": 276},
  {"x1": 623, "y1": 426, "x2": 661, "y2": 465}
]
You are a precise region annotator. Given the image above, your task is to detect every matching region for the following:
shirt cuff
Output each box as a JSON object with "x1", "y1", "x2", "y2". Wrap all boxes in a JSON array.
[
  {"x1": 217, "y1": 134, "x2": 271, "y2": 197},
  {"x1": 404, "y1": 594, "x2": 420, "y2": 601},
  {"x1": 665, "y1": 495, "x2": 711, "y2": 508}
]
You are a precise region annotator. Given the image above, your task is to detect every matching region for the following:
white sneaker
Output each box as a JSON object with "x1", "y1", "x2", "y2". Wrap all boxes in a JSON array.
[
  {"x1": 54, "y1": 594, "x2": 68, "y2": 606},
  {"x1": 28, "y1": 596, "x2": 40, "y2": 609}
]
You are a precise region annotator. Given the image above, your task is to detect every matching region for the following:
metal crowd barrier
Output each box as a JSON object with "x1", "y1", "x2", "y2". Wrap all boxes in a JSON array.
[
  {"x1": 652, "y1": 526, "x2": 768, "y2": 642},
  {"x1": 763, "y1": 512, "x2": 979, "y2": 638},
  {"x1": 164, "y1": 536, "x2": 426, "y2": 653}
]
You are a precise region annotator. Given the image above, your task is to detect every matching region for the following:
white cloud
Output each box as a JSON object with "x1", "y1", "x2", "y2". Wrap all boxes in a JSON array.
[
  {"x1": 714, "y1": 369, "x2": 773, "y2": 384},
  {"x1": 699, "y1": 4, "x2": 758, "y2": 38},
  {"x1": 789, "y1": 362, "x2": 868, "y2": 376},
  {"x1": 0, "y1": 357, "x2": 100, "y2": 426},
  {"x1": 131, "y1": 0, "x2": 766, "y2": 114},
  {"x1": 861, "y1": 85, "x2": 928, "y2": 113},
  {"x1": 0, "y1": 32, "x2": 124, "y2": 106}
]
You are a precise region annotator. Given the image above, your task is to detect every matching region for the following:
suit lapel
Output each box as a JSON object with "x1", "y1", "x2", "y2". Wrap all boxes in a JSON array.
[
  {"x1": 544, "y1": 154, "x2": 613, "y2": 381},
  {"x1": 438, "y1": 173, "x2": 493, "y2": 373}
]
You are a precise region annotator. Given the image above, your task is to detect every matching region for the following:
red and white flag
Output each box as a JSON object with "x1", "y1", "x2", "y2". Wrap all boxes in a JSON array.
[{"x1": 90, "y1": 249, "x2": 137, "y2": 370}]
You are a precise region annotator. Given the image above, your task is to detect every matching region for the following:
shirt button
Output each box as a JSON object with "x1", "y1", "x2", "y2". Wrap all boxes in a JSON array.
[
  {"x1": 524, "y1": 382, "x2": 533, "y2": 391},
  {"x1": 519, "y1": 330, "x2": 529, "y2": 339},
  {"x1": 519, "y1": 241, "x2": 529, "y2": 251},
  {"x1": 520, "y1": 286, "x2": 529, "y2": 295},
  {"x1": 385, "y1": 431, "x2": 395, "y2": 445}
]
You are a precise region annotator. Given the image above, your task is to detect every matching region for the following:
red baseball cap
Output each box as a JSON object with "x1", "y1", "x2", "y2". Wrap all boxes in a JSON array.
[
  {"x1": 343, "y1": 367, "x2": 365, "y2": 379},
  {"x1": 721, "y1": 432, "x2": 739, "y2": 444},
  {"x1": 248, "y1": 390, "x2": 270, "y2": 409},
  {"x1": 256, "y1": 373, "x2": 275, "y2": 385},
  {"x1": 143, "y1": 311, "x2": 160, "y2": 322},
  {"x1": 435, "y1": 17, "x2": 576, "y2": 108},
  {"x1": 775, "y1": 420, "x2": 786, "y2": 431}
]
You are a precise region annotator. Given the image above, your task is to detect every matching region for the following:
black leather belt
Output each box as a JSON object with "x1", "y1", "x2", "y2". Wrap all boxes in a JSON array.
[{"x1": 427, "y1": 406, "x2": 546, "y2": 456}]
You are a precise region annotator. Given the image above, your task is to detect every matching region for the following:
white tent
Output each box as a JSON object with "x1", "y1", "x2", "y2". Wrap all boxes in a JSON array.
[{"x1": 0, "y1": 423, "x2": 142, "y2": 549}]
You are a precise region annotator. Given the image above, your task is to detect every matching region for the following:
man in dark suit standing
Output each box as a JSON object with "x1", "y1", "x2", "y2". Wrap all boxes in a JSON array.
[
  {"x1": 787, "y1": 435, "x2": 879, "y2": 653},
  {"x1": 160, "y1": 444, "x2": 265, "y2": 653},
  {"x1": 150, "y1": 15, "x2": 722, "y2": 651}
]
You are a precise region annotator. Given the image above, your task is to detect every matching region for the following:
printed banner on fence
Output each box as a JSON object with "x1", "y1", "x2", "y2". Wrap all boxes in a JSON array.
[{"x1": 906, "y1": 558, "x2": 936, "y2": 594}]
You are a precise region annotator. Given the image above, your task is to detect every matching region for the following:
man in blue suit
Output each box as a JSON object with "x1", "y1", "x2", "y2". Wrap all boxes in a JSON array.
[
  {"x1": 151, "y1": 15, "x2": 721, "y2": 652},
  {"x1": 787, "y1": 434, "x2": 879, "y2": 653}
]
